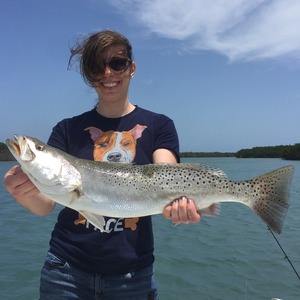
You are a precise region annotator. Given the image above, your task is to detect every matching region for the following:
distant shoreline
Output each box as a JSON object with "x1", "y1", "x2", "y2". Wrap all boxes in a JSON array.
[
  {"x1": 180, "y1": 152, "x2": 235, "y2": 158},
  {"x1": 1, "y1": 143, "x2": 299, "y2": 161}
]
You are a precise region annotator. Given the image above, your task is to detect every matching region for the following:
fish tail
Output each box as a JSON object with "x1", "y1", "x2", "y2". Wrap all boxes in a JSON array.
[{"x1": 248, "y1": 166, "x2": 294, "y2": 234}]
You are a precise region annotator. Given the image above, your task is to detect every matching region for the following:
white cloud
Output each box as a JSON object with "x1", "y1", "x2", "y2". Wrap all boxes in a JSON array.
[{"x1": 109, "y1": 0, "x2": 300, "y2": 62}]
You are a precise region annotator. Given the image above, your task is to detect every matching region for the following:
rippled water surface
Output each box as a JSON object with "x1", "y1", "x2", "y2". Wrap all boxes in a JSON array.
[{"x1": 1, "y1": 158, "x2": 299, "y2": 299}]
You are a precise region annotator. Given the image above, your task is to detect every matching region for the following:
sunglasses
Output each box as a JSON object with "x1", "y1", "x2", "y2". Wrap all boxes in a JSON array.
[{"x1": 104, "y1": 57, "x2": 132, "y2": 73}]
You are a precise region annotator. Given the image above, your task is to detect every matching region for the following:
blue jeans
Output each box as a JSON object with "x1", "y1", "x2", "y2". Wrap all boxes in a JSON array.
[{"x1": 40, "y1": 252, "x2": 159, "y2": 300}]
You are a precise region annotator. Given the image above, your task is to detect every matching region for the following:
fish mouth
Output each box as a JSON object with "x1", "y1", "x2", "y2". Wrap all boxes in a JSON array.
[
  {"x1": 6, "y1": 136, "x2": 21, "y2": 156},
  {"x1": 6, "y1": 135, "x2": 35, "y2": 161}
]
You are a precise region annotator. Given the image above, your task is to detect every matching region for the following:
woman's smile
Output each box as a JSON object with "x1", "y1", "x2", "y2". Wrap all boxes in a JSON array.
[{"x1": 101, "y1": 81, "x2": 119, "y2": 88}]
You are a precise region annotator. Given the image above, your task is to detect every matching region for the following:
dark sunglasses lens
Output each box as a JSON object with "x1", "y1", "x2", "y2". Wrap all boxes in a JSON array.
[{"x1": 108, "y1": 58, "x2": 129, "y2": 72}]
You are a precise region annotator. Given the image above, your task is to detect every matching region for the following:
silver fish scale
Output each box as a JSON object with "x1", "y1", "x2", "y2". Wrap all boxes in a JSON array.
[
  {"x1": 100, "y1": 163, "x2": 230, "y2": 197},
  {"x1": 76, "y1": 162, "x2": 231, "y2": 206}
]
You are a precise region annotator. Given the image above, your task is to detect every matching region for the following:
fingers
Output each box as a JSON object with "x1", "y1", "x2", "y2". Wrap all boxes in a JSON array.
[
  {"x1": 162, "y1": 203, "x2": 173, "y2": 220},
  {"x1": 3, "y1": 165, "x2": 39, "y2": 199},
  {"x1": 162, "y1": 196, "x2": 201, "y2": 224},
  {"x1": 173, "y1": 197, "x2": 188, "y2": 224},
  {"x1": 4, "y1": 165, "x2": 25, "y2": 190},
  {"x1": 186, "y1": 198, "x2": 201, "y2": 223},
  {"x1": 4, "y1": 165, "x2": 22, "y2": 176}
]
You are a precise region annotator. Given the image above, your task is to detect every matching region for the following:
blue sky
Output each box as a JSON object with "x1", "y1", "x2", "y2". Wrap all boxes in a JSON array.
[{"x1": 1, "y1": 0, "x2": 300, "y2": 152}]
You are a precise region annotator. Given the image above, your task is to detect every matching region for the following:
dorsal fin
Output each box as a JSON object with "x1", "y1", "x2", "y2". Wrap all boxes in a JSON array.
[
  {"x1": 171, "y1": 163, "x2": 228, "y2": 179},
  {"x1": 179, "y1": 163, "x2": 227, "y2": 178}
]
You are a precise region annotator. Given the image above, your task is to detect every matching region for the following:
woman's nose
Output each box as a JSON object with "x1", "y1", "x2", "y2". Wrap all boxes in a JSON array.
[{"x1": 103, "y1": 65, "x2": 113, "y2": 76}]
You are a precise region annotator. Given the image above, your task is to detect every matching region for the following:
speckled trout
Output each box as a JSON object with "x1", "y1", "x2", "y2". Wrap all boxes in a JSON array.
[{"x1": 6, "y1": 135, "x2": 294, "y2": 233}]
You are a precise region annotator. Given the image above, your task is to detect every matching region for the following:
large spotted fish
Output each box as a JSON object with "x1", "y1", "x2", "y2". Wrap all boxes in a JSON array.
[{"x1": 6, "y1": 135, "x2": 294, "y2": 233}]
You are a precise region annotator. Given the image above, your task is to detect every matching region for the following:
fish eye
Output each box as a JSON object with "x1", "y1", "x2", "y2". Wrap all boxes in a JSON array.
[{"x1": 36, "y1": 144, "x2": 45, "y2": 151}]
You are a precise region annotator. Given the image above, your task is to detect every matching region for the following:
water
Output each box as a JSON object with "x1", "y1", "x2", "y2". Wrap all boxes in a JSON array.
[{"x1": 1, "y1": 158, "x2": 300, "y2": 299}]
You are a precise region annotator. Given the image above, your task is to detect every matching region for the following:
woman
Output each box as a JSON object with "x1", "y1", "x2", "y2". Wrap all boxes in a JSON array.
[{"x1": 4, "y1": 30, "x2": 200, "y2": 299}]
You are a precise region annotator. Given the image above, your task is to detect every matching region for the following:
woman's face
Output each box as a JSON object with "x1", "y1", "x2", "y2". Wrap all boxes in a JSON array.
[{"x1": 93, "y1": 44, "x2": 136, "y2": 104}]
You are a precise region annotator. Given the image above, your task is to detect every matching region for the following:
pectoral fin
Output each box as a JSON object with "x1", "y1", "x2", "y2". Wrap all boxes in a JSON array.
[
  {"x1": 198, "y1": 203, "x2": 221, "y2": 216},
  {"x1": 79, "y1": 211, "x2": 106, "y2": 232}
]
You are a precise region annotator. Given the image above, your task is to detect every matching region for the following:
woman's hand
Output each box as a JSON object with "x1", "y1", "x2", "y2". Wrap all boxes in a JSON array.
[
  {"x1": 3, "y1": 165, "x2": 56, "y2": 215},
  {"x1": 162, "y1": 196, "x2": 201, "y2": 224},
  {"x1": 4, "y1": 165, "x2": 40, "y2": 199}
]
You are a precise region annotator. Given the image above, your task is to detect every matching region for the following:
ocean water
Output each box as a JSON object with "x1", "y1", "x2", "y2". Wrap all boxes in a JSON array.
[{"x1": 0, "y1": 158, "x2": 299, "y2": 300}]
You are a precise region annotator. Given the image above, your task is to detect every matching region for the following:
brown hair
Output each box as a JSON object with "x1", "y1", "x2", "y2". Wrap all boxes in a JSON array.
[{"x1": 68, "y1": 30, "x2": 133, "y2": 85}]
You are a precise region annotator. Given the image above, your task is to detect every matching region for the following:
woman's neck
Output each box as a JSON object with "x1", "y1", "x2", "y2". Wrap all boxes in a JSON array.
[{"x1": 96, "y1": 101, "x2": 135, "y2": 118}]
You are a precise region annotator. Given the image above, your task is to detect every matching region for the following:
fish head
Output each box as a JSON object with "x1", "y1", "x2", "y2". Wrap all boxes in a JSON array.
[
  {"x1": 7, "y1": 135, "x2": 64, "y2": 179},
  {"x1": 6, "y1": 135, "x2": 82, "y2": 205}
]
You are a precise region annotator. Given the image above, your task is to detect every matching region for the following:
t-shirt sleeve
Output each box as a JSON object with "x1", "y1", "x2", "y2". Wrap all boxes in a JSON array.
[{"x1": 47, "y1": 120, "x2": 69, "y2": 152}]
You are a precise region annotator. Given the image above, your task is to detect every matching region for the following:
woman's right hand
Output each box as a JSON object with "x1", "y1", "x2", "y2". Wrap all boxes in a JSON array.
[
  {"x1": 4, "y1": 165, "x2": 40, "y2": 200},
  {"x1": 3, "y1": 165, "x2": 56, "y2": 215}
]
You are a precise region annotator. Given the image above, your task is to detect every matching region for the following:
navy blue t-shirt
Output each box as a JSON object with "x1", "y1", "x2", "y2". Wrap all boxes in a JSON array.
[{"x1": 47, "y1": 106, "x2": 179, "y2": 274}]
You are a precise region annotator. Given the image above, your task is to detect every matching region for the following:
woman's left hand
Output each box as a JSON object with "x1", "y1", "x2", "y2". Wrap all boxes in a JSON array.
[{"x1": 162, "y1": 196, "x2": 201, "y2": 224}]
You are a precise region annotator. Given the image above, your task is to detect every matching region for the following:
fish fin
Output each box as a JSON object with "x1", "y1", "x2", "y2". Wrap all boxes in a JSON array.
[
  {"x1": 198, "y1": 203, "x2": 221, "y2": 216},
  {"x1": 155, "y1": 162, "x2": 228, "y2": 179},
  {"x1": 79, "y1": 211, "x2": 106, "y2": 232},
  {"x1": 248, "y1": 166, "x2": 294, "y2": 234},
  {"x1": 172, "y1": 163, "x2": 228, "y2": 179},
  {"x1": 172, "y1": 204, "x2": 220, "y2": 227}
]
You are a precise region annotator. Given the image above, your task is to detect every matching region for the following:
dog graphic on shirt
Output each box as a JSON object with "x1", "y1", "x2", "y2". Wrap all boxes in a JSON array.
[{"x1": 85, "y1": 124, "x2": 147, "y2": 163}]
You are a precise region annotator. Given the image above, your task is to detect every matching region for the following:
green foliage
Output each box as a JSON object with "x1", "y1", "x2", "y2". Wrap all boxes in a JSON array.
[
  {"x1": 180, "y1": 152, "x2": 235, "y2": 158},
  {"x1": 235, "y1": 144, "x2": 300, "y2": 160},
  {"x1": 0, "y1": 142, "x2": 15, "y2": 161},
  {"x1": 0, "y1": 142, "x2": 7, "y2": 151},
  {"x1": 282, "y1": 143, "x2": 300, "y2": 160},
  {"x1": 181, "y1": 144, "x2": 300, "y2": 160}
]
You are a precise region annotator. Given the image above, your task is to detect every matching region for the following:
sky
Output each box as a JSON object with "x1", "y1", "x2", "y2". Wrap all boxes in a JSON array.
[{"x1": 1, "y1": 0, "x2": 300, "y2": 152}]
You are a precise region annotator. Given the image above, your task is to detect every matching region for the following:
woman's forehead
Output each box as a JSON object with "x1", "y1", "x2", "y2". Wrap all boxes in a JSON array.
[{"x1": 101, "y1": 44, "x2": 127, "y2": 59}]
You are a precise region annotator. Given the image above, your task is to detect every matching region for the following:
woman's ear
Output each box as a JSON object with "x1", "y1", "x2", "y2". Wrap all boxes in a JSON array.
[{"x1": 130, "y1": 61, "x2": 136, "y2": 78}]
